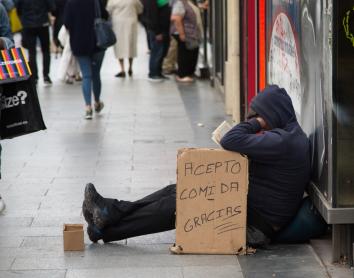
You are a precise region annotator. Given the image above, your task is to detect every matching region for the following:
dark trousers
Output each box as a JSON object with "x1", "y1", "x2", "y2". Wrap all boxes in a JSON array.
[
  {"x1": 175, "y1": 37, "x2": 199, "y2": 78},
  {"x1": 21, "y1": 26, "x2": 51, "y2": 80},
  {"x1": 101, "y1": 184, "x2": 272, "y2": 247},
  {"x1": 53, "y1": 18, "x2": 64, "y2": 49},
  {"x1": 102, "y1": 184, "x2": 176, "y2": 242},
  {"x1": 148, "y1": 31, "x2": 170, "y2": 77}
]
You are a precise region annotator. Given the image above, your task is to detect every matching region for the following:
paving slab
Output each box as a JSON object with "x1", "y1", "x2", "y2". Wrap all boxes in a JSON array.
[
  {"x1": 66, "y1": 267, "x2": 183, "y2": 278},
  {"x1": 0, "y1": 270, "x2": 66, "y2": 278}
]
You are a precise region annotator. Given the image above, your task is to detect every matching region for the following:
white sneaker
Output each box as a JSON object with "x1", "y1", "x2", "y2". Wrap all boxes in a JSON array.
[
  {"x1": 148, "y1": 75, "x2": 164, "y2": 82},
  {"x1": 0, "y1": 195, "x2": 6, "y2": 213}
]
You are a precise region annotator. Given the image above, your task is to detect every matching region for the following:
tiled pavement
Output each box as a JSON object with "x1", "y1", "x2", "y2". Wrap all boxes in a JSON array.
[{"x1": 0, "y1": 30, "x2": 348, "y2": 277}]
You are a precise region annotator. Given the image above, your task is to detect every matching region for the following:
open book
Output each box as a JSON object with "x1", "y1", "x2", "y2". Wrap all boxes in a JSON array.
[{"x1": 211, "y1": 121, "x2": 233, "y2": 147}]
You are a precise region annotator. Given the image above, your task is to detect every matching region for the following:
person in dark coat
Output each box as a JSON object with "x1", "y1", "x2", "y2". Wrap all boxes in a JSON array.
[
  {"x1": 82, "y1": 85, "x2": 311, "y2": 247},
  {"x1": 140, "y1": 0, "x2": 171, "y2": 81},
  {"x1": 63, "y1": 0, "x2": 108, "y2": 119},
  {"x1": 14, "y1": 0, "x2": 56, "y2": 86}
]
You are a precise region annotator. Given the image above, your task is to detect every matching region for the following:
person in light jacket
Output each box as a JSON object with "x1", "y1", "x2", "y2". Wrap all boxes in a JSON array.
[
  {"x1": 171, "y1": 0, "x2": 203, "y2": 83},
  {"x1": 107, "y1": 0, "x2": 143, "y2": 78}
]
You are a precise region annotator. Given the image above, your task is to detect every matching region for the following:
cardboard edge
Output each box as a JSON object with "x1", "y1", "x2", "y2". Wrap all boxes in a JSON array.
[
  {"x1": 170, "y1": 244, "x2": 249, "y2": 255},
  {"x1": 170, "y1": 244, "x2": 184, "y2": 254},
  {"x1": 63, "y1": 223, "x2": 84, "y2": 232}
]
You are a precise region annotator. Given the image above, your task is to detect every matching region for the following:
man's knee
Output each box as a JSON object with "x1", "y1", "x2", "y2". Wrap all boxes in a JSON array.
[{"x1": 165, "y1": 184, "x2": 176, "y2": 194}]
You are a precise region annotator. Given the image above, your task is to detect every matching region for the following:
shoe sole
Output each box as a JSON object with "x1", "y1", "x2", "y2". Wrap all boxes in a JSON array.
[
  {"x1": 84, "y1": 183, "x2": 109, "y2": 230},
  {"x1": 148, "y1": 78, "x2": 164, "y2": 82},
  {"x1": 82, "y1": 201, "x2": 94, "y2": 225}
]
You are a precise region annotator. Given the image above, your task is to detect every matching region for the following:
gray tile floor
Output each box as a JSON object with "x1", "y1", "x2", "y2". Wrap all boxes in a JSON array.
[{"x1": 0, "y1": 29, "x2": 344, "y2": 277}]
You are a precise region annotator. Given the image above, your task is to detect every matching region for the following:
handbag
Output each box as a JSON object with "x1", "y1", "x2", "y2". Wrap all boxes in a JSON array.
[
  {"x1": 93, "y1": 0, "x2": 116, "y2": 49},
  {"x1": 0, "y1": 48, "x2": 46, "y2": 139}
]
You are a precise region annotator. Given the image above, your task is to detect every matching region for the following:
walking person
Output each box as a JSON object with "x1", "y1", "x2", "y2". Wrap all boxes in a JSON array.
[
  {"x1": 140, "y1": 0, "x2": 171, "y2": 82},
  {"x1": 0, "y1": 2, "x2": 15, "y2": 214},
  {"x1": 15, "y1": 0, "x2": 56, "y2": 86},
  {"x1": 64, "y1": 0, "x2": 108, "y2": 119},
  {"x1": 171, "y1": 0, "x2": 203, "y2": 83},
  {"x1": 107, "y1": 0, "x2": 143, "y2": 78}
]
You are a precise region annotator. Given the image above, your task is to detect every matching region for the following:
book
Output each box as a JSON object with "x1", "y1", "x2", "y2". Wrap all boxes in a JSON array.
[{"x1": 211, "y1": 120, "x2": 233, "y2": 147}]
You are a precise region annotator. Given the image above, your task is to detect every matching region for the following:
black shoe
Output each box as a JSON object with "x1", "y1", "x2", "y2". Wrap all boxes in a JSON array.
[
  {"x1": 84, "y1": 183, "x2": 111, "y2": 230},
  {"x1": 128, "y1": 69, "x2": 133, "y2": 76},
  {"x1": 87, "y1": 224, "x2": 103, "y2": 243},
  {"x1": 115, "y1": 72, "x2": 126, "y2": 78},
  {"x1": 43, "y1": 76, "x2": 52, "y2": 87},
  {"x1": 94, "y1": 101, "x2": 104, "y2": 113}
]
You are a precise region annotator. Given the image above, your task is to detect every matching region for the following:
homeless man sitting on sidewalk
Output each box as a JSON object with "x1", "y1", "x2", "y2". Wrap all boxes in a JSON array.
[{"x1": 82, "y1": 85, "x2": 311, "y2": 247}]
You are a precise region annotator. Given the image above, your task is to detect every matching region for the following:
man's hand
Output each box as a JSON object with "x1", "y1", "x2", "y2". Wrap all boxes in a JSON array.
[
  {"x1": 155, "y1": 34, "x2": 163, "y2": 41},
  {"x1": 256, "y1": 117, "x2": 267, "y2": 129}
]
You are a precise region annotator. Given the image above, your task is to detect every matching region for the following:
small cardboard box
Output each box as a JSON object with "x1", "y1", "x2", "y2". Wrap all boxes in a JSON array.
[
  {"x1": 63, "y1": 224, "x2": 84, "y2": 251},
  {"x1": 174, "y1": 148, "x2": 248, "y2": 254}
]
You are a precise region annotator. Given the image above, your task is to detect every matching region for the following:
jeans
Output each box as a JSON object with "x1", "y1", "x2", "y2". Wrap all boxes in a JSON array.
[
  {"x1": 21, "y1": 26, "x2": 51, "y2": 80},
  {"x1": 148, "y1": 31, "x2": 170, "y2": 77},
  {"x1": 274, "y1": 197, "x2": 328, "y2": 243},
  {"x1": 76, "y1": 51, "x2": 105, "y2": 106}
]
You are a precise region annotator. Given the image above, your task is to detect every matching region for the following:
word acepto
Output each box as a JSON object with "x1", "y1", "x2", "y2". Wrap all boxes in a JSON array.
[{"x1": 183, "y1": 160, "x2": 242, "y2": 176}]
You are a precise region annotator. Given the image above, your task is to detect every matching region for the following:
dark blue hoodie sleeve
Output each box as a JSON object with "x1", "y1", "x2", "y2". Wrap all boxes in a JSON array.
[{"x1": 220, "y1": 118, "x2": 287, "y2": 160}]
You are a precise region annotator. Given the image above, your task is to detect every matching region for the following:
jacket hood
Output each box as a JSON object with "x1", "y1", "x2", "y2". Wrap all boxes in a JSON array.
[{"x1": 250, "y1": 85, "x2": 297, "y2": 129}]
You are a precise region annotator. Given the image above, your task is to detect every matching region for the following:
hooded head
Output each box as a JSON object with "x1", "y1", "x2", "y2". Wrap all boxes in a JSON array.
[{"x1": 250, "y1": 85, "x2": 297, "y2": 129}]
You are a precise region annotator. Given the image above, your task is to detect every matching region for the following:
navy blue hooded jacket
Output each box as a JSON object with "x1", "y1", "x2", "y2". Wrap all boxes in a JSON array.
[{"x1": 220, "y1": 85, "x2": 310, "y2": 228}]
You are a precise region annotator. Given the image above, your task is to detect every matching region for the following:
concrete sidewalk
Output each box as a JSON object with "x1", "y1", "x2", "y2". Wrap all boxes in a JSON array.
[{"x1": 0, "y1": 30, "x2": 348, "y2": 277}]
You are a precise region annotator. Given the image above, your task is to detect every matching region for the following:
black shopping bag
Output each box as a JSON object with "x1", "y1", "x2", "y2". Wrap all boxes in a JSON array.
[
  {"x1": 0, "y1": 78, "x2": 46, "y2": 139},
  {"x1": 0, "y1": 47, "x2": 46, "y2": 139}
]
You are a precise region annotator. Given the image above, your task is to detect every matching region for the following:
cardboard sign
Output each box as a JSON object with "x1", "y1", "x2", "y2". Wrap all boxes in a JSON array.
[{"x1": 175, "y1": 148, "x2": 248, "y2": 254}]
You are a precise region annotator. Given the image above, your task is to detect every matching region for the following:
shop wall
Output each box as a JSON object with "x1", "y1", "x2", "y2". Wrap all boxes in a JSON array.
[{"x1": 266, "y1": 0, "x2": 333, "y2": 203}]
